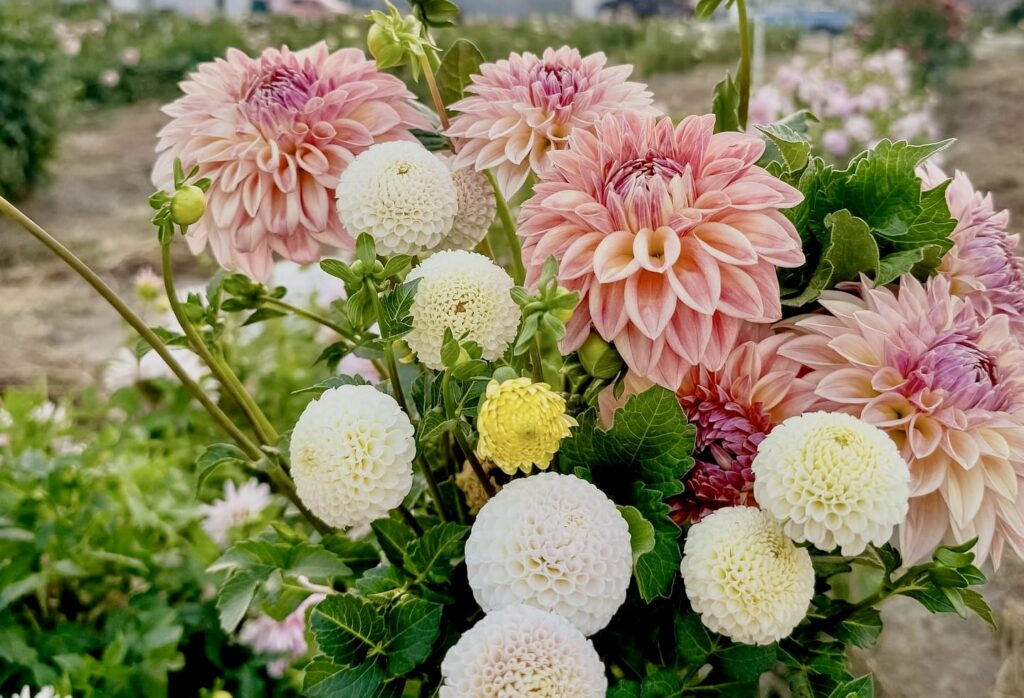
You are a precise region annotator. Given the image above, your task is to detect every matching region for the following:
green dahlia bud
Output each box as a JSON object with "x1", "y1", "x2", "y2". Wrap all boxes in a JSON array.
[
  {"x1": 367, "y1": 22, "x2": 407, "y2": 69},
  {"x1": 170, "y1": 185, "x2": 206, "y2": 226},
  {"x1": 579, "y1": 333, "x2": 624, "y2": 380}
]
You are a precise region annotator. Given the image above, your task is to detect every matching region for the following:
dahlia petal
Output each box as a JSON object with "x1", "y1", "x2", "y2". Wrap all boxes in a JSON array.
[
  {"x1": 908, "y1": 414, "x2": 943, "y2": 458},
  {"x1": 944, "y1": 464, "x2": 986, "y2": 529},
  {"x1": 815, "y1": 368, "x2": 877, "y2": 404},
  {"x1": 861, "y1": 393, "x2": 914, "y2": 427},
  {"x1": 624, "y1": 271, "x2": 676, "y2": 339},
  {"x1": 900, "y1": 492, "x2": 950, "y2": 565},
  {"x1": 942, "y1": 429, "x2": 981, "y2": 471},
  {"x1": 909, "y1": 451, "x2": 947, "y2": 496},
  {"x1": 827, "y1": 334, "x2": 882, "y2": 368},
  {"x1": 593, "y1": 231, "x2": 640, "y2": 283},
  {"x1": 669, "y1": 241, "x2": 721, "y2": 314},
  {"x1": 588, "y1": 281, "x2": 629, "y2": 339},
  {"x1": 692, "y1": 222, "x2": 758, "y2": 265},
  {"x1": 717, "y1": 266, "x2": 765, "y2": 320}
]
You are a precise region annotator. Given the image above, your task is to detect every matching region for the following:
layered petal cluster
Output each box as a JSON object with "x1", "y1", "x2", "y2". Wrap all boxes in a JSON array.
[
  {"x1": 446, "y1": 46, "x2": 658, "y2": 196},
  {"x1": 433, "y1": 153, "x2": 496, "y2": 252},
  {"x1": 440, "y1": 605, "x2": 607, "y2": 698},
  {"x1": 153, "y1": 42, "x2": 427, "y2": 280},
  {"x1": 199, "y1": 478, "x2": 273, "y2": 547},
  {"x1": 782, "y1": 274, "x2": 1024, "y2": 565},
  {"x1": 518, "y1": 112, "x2": 804, "y2": 389},
  {"x1": 920, "y1": 162, "x2": 1024, "y2": 339},
  {"x1": 465, "y1": 472, "x2": 633, "y2": 636},
  {"x1": 669, "y1": 330, "x2": 818, "y2": 524},
  {"x1": 238, "y1": 594, "x2": 323, "y2": 677},
  {"x1": 681, "y1": 506, "x2": 814, "y2": 645}
]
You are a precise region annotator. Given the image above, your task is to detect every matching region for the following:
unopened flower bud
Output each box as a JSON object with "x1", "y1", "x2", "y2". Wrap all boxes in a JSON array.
[
  {"x1": 170, "y1": 185, "x2": 206, "y2": 226},
  {"x1": 579, "y1": 333, "x2": 624, "y2": 380},
  {"x1": 211, "y1": 691, "x2": 233, "y2": 698},
  {"x1": 367, "y1": 22, "x2": 406, "y2": 69}
]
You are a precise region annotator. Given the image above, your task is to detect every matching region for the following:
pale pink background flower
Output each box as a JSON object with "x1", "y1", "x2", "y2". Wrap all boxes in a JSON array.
[
  {"x1": 153, "y1": 43, "x2": 427, "y2": 280},
  {"x1": 238, "y1": 593, "x2": 324, "y2": 677},
  {"x1": 821, "y1": 129, "x2": 850, "y2": 156},
  {"x1": 200, "y1": 478, "x2": 273, "y2": 547},
  {"x1": 919, "y1": 162, "x2": 1024, "y2": 339},
  {"x1": 518, "y1": 112, "x2": 804, "y2": 389},
  {"x1": 446, "y1": 46, "x2": 658, "y2": 197},
  {"x1": 782, "y1": 274, "x2": 1024, "y2": 566}
]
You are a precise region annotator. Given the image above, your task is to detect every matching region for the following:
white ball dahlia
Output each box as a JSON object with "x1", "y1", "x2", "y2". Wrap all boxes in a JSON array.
[
  {"x1": 335, "y1": 141, "x2": 458, "y2": 256},
  {"x1": 465, "y1": 472, "x2": 632, "y2": 636},
  {"x1": 752, "y1": 411, "x2": 910, "y2": 556},
  {"x1": 681, "y1": 506, "x2": 814, "y2": 645},
  {"x1": 289, "y1": 384, "x2": 415, "y2": 529},
  {"x1": 432, "y1": 153, "x2": 496, "y2": 252},
  {"x1": 405, "y1": 250, "x2": 520, "y2": 370},
  {"x1": 440, "y1": 605, "x2": 607, "y2": 698}
]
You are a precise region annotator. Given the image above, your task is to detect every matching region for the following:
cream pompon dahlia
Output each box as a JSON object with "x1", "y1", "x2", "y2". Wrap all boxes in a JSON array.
[
  {"x1": 681, "y1": 506, "x2": 815, "y2": 646},
  {"x1": 475, "y1": 377, "x2": 577, "y2": 475},
  {"x1": 432, "y1": 153, "x2": 496, "y2": 252},
  {"x1": 465, "y1": 472, "x2": 633, "y2": 636},
  {"x1": 405, "y1": 251, "x2": 520, "y2": 370},
  {"x1": 753, "y1": 411, "x2": 910, "y2": 556},
  {"x1": 289, "y1": 384, "x2": 415, "y2": 529},
  {"x1": 153, "y1": 43, "x2": 427, "y2": 280},
  {"x1": 440, "y1": 605, "x2": 607, "y2": 697}
]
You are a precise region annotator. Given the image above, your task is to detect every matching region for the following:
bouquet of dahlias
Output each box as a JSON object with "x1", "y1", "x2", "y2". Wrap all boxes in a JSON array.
[{"x1": 4, "y1": 0, "x2": 1023, "y2": 695}]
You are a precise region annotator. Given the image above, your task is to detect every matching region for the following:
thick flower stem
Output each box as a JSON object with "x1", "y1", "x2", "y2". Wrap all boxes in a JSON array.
[
  {"x1": 160, "y1": 243, "x2": 278, "y2": 446},
  {"x1": 455, "y1": 428, "x2": 497, "y2": 498},
  {"x1": 419, "y1": 54, "x2": 451, "y2": 132},
  {"x1": 398, "y1": 504, "x2": 425, "y2": 536},
  {"x1": 736, "y1": 0, "x2": 753, "y2": 130},
  {"x1": 484, "y1": 169, "x2": 526, "y2": 285}
]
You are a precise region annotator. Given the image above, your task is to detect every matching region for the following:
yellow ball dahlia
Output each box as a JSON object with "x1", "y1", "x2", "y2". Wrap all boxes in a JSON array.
[{"x1": 475, "y1": 378, "x2": 577, "y2": 475}]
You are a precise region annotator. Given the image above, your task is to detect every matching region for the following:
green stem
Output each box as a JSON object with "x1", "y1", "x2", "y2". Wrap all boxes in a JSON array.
[
  {"x1": 263, "y1": 296, "x2": 357, "y2": 342},
  {"x1": 419, "y1": 53, "x2": 451, "y2": 132},
  {"x1": 398, "y1": 504, "x2": 425, "y2": 536},
  {"x1": 160, "y1": 243, "x2": 278, "y2": 445},
  {"x1": 454, "y1": 428, "x2": 496, "y2": 498},
  {"x1": 736, "y1": 0, "x2": 752, "y2": 130},
  {"x1": 484, "y1": 169, "x2": 525, "y2": 285}
]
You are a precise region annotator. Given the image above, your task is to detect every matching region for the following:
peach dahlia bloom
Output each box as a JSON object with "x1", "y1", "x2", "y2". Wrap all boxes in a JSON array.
[
  {"x1": 919, "y1": 162, "x2": 1024, "y2": 339},
  {"x1": 782, "y1": 274, "x2": 1024, "y2": 566},
  {"x1": 446, "y1": 46, "x2": 658, "y2": 197},
  {"x1": 153, "y1": 43, "x2": 427, "y2": 280},
  {"x1": 518, "y1": 112, "x2": 804, "y2": 389},
  {"x1": 670, "y1": 330, "x2": 819, "y2": 525}
]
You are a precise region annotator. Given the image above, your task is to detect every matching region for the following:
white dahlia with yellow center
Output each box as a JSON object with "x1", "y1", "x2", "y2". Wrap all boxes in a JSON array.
[
  {"x1": 681, "y1": 506, "x2": 814, "y2": 645},
  {"x1": 752, "y1": 411, "x2": 910, "y2": 555},
  {"x1": 289, "y1": 384, "x2": 415, "y2": 529},
  {"x1": 440, "y1": 605, "x2": 607, "y2": 698},
  {"x1": 335, "y1": 141, "x2": 458, "y2": 256}
]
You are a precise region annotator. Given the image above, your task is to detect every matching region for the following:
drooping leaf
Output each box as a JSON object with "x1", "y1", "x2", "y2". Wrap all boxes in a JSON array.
[
  {"x1": 716, "y1": 642, "x2": 777, "y2": 681},
  {"x1": 215, "y1": 570, "x2": 262, "y2": 632},
  {"x1": 675, "y1": 613, "x2": 716, "y2": 668},
  {"x1": 618, "y1": 504, "x2": 656, "y2": 566},
  {"x1": 833, "y1": 608, "x2": 883, "y2": 648},
  {"x1": 437, "y1": 39, "x2": 485, "y2": 107}
]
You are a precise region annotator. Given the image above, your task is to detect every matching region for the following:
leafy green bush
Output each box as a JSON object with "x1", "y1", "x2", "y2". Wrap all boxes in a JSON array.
[{"x1": 0, "y1": 1, "x2": 68, "y2": 201}]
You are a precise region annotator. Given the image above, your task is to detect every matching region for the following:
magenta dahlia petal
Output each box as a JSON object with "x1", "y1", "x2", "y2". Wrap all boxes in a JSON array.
[
  {"x1": 518, "y1": 112, "x2": 805, "y2": 388},
  {"x1": 152, "y1": 43, "x2": 428, "y2": 280},
  {"x1": 446, "y1": 46, "x2": 659, "y2": 197},
  {"x1": 784, "y1": 273, "x2": 1024, "y2": 567}
]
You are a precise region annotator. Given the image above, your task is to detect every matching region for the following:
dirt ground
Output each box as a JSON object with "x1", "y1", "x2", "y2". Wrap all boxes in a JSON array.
[{"x1": 2, "y1": 35, "x2": 1024, "y2": 696}]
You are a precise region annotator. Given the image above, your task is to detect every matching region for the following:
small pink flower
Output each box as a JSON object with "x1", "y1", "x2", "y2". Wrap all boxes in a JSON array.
[
  {"x1": 100, "y1": 69, "x2": 120, "y2": 88},
  {"x1": 446, "y1": 46, "x2": 658, "y2": 197},
  {"x1": 821, "y1": 129, "x2": 850, "y2": 156},
  {"x1": 238, "y1": 594, "x2": 324, "y2": 677},
  {"x1": 518, "y1": 112, "x2": 804, "y2": 389},
  {"x1": 153, "y1": 43, "x2": 427, "y2": 280}
]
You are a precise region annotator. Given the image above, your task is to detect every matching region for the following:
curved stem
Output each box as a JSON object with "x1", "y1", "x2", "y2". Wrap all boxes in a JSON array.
[
  {"x1": 263, "y1": 296, "x2": 356, "y2": 342},
  {"x1": 736, "y1": 0, "x2": 752, "y2": 130},
  {"x1": 160, "y1": 243, "x2": 278, "y2": 445},
  {"x1": 484, "y1": 169, "x2": 525, "y2": 285}
]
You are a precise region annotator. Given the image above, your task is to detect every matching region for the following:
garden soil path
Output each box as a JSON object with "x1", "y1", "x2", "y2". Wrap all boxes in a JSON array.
[{"x1": 1, "y1": 39, "x2": 1024, "y2": 697}]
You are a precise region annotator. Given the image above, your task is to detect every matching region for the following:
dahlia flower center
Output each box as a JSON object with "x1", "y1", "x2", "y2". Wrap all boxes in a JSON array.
[
  {"x1": 607, "y1": 152, "x2": 689, "y2": 200},
  {"x1": 532, "y1": 63, "x2": 588, "y2": 109},
  {"x1": 909, "y1": 335, "x2": 998, "y2": 397},
  {"x1": 246, "y1": 65, "x2": 314, "y2": 111}
]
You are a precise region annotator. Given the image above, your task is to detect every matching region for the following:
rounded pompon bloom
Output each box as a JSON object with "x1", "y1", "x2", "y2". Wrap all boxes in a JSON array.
[
  {"x1": 669, "y1": 329, "x2": 820, "y2": 525},
  {"x1": 919, "y1": 161, "x2": 1024, "y2": 340},
  {"x1": 446, "y1": 46, "x2": 659, "y2": 197},
  {"x1": 405, "y1": 251, "x2": 520, "y2": 370},
  {"x1": 465, "y1": 472, "x2": 632, "y2": 636},
  {"x1": 780, "y1": 274, "x2": 1024, "y2": 566},
  {"x1": 475, "y1": 378, "x2": 577, "y2": 475},
  {"x1": 432, "y1": 153, "x2": 496, "y2": 252},
  {"x1": 152, "y1": 43, "x2": 428, "y2": 281},
  {"x1": 335, "y1": 141, "x2": 458, "y2": 256},
  {"x1": 518, "y1": 112, "x2": 805, "y2": 390},
  {"x1": 681, "y1": 506, "x2": 814, "y2": 646},
  {"x1": 289, "y1": 384, "x2": 415, "y2": 529},
  {"x1": 752, "y1": 412, "x2": 910, "y2": 555},
  {"x1": 439, "y1": 604, "x2": 607, "y2": 698}
]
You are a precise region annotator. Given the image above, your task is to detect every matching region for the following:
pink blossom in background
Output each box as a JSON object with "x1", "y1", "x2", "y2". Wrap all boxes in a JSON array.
[
  {"x1": 238, "y1": 594, "x2": 324, "y2": 677},
  {"x1": 338, "y1": 353, "x2": 381, "y2": 383},
  {"x1": 100, "y1": 69, "x2": 120, "y2": 88},
  {"x1": 843, "y1": 115, "x2": 874, "y2": 144},
  {"x1": 669, "y1": 329, "x2": 819, "y2": 525},
  {"x1": 782, "y1": 274, "x2": 1024, "y2": 567},
  {"x1": 153, "y1": 43, "x2": 427, "y2": 280},
  {"x1": 747, "y1": 85, "x2": 788, "y2": 126},
  {"x1": 200, "y1": 478, "x2": 273, "y2": 547},
  {"x1": 518, "y1": 112, "x2": 804, "y2": 389},
  {"x1": 821, "y1": 129, "x2": 850, "y2": 156},
  {"x1": 446, "y1": 46, "x2": 658, "y2": 197},
  {"x1": 919, "y1": 162, "x2": 1024, "y2": 339}
]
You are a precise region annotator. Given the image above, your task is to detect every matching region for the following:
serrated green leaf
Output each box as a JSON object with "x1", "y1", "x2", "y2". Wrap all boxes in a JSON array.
[
  {"x1": 640, "y1": 670, "x2": 683, "y2": 698},
  {"x1": 834, "y1": 608, "x2": 883, "y2": 648},
  {"x1": 437, "y1": 39, "x2": 484, "y2": 107},
  {"x1": 959, "y1": 588, "x2": 996, "y2": 629},
  {"x1": 194, "y1": 443, "x2": 248, "y2": 497},
  {"x1": 608, "y1": 680, "x2": 642, "y2": 698},
  {"x1": 378, "y1": 278, "x2": 420, "y2": 340},
  {"x1": 404, "y1": 522, "x2": 470, "y2": 586},
  {"x1": 372, "y1": 518, "x2": 416, "y2": 567},
  {"x1": 303, "y1": 659, "x2": 387, "y2": 698},
  {"x1": 757, "y1": 120, "x2": 812, "y2": 174},
  {"x1": 355, "y1": 565, "x2": 407, "y2": 598},
  {"x1": 216, "y1": 570, "x2": 262, "y2": 632},
  {"x1": 618, "y1": 505, "x2": 656, "y2": 566},
  {"x1": 310, "y1": 594, "x2": 387, "y2": 665},
  {"x1": 676, "y1": 613, "x2": 715, "y2": 668},
  {"x1": 241, "y1": 307, "x2": 285, "y2": 326},
  {"x1": 289, "y1": 545, "x2": 352, "y2": 580},
  {"x1": 828, "y1": 675, "x2": 874, "y2": 698},
  {"x1": 383, "y1": 596, "x2": 442, "y2": 675},
  {"x1": 291, "y1": 373, "x2": 371, "y2": 396},
  {"x1": 783, "y1": 210, "x2": 879, "y2": 307},
  {"x1": 717, "y1": 642, "x2": 777, "y2": 681}
]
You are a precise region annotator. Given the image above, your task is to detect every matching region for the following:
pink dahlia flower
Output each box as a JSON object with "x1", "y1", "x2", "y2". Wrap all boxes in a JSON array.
[
  {"x1": 919, "y1": 162, "x2": 1024, "y2": 339},
  {"x1": 782, "y1": 274, "x2": 1024, "y2": 566},
  {"x1": 446, "y1": 46, "x2": 658, "y2": 197},
  {"x1": 238, "y1": 593, "x2": 324, "y2": 677},
  {"x1": 518, "y1": 112, "x2": 804, "y2": 389},
  {"x1": 153, "y1": 43, "x2": 427, "y2": 280},
  {"x1": 669, "y1": 329, "x2": 819, "y2": 525}
]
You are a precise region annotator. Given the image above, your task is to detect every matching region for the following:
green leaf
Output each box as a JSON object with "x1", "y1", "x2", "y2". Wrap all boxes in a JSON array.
[
  {"x1": 959, "y1": 588, "x2": 996, "y2": 629},
  {"x1": 241, "y1": 306, "x2": 285, "y2": 326},
  {"x1": 378, "y1": 278, "x2": 420, "y2": 340},
  {"x1": 321, "y1": 258, "x2": 360, "y2": 285},
  {"x1": 194, "y1": 443, "x2": 248, "y2": 497},
  {"x1": 783, "y1": 210, "x2": 879, "y2": 307},
  {"x1": 711, "y1": 73, "x2": 740, "y2": 133},
  {"x1": 216, "y1": 570, "x2": 262, "y2": 632},
  {"x1": 304, "y1": 659, "x2": 387, "y2": 698},
  {"x1": 372, "y1": 518, "x2": 417, "y2": 567},
  {"x1": 437, "y1": 39, "x2": 485, "y2": 107},
  {"x1": 404, "y1": 522, "x2": 470, "y2": 586},
  {"x1": 757, "y1": 120, "x2": 813, "y2": 174},
  {"x1": 608, "y1": 681, "x2": 642, "y2": 698},
  {"x1": 717, "y1": 642, "x2": 777, "y2": 681},
  {"x1": 355, "y1": 565, "x2": 407, "y2": 598},
  {"x1": 356, "y1": 233, "x2": 377, "y2": 266},
  {"x1": 292, "y1": 373, "x2": 372, "y2": 396},
  {"x1": 828, "y1": 675, "x2": 874, "y2": 698},
  {"x1": 834, "y1": 608, "x2": 883, "y2": 648},
  {"x1": 310, "y1": 594, "x2": 387, "y2": 665},
  {"x1": 618, "y1": 505, "x2": 656, "y2": 566},
  {"x1": 289, "y1": 545, "x2": 353, "y2": 580},
  {"x1": 676, "y1": 613, "x2": 715, "y2": 668},
  {"x1": 695, "y1": 0, "x2": 727, "y2": 19},
  {"x1": 640, "y1": 670, "x2": 683, "y2": 698},
  {"x1": 383, "y1": 596, "x2": 443, "y2": 675}
]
